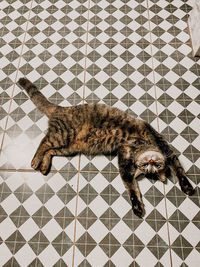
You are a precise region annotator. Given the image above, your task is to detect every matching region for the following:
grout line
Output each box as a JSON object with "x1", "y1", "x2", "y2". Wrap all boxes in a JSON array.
[
  {"x1": 0, "y1": 0, "x2": 34, "y2": 154},
  {"x1": 0, "y1": 2, "x2": 34, "y2": 266},
  {"x1": 72, "y1": 1, "x2": 91, "y2": 266},
  {"x1": 72, "y1": 154, "x2": 81, "y2": 267},
  {"x1": 82, "y1": 0, "x2": 91, "y2": 101},
  {"x1": 0, "y1": 168, "x2": 199, "y2": 176},
  {"x1": 145, "y1": 0, "x2": 173, "y2": 266}
]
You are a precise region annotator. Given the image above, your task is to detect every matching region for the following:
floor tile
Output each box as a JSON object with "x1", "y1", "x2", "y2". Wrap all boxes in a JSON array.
[
  {"x1": 0, "y1": 0, "x2": 32, "y2": 148},
  {"x1": 72, "y1": 170, "x2": 171, "y2": 266},
  {"x1": 0, "y1": 0, "x2": 91, "y2": 171},
  {"x1": 0, "y1": 170, "x2": 77, "y2": 266},
  {"x1": 0, "y1": 0, "x2": 199, "y2": 266},
  {"x1": 147, "y1": 1, "x2": 200, "y2": 266}
]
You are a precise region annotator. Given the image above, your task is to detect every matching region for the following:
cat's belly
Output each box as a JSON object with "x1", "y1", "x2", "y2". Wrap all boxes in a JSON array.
[{"x1": 69, "y1": 124, "x2": 122, "y2": 154}]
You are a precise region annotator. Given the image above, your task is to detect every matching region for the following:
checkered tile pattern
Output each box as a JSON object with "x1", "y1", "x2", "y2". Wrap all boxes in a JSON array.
[{"x1": 0, "y1": 0, "x2": 199, "y2": 266}]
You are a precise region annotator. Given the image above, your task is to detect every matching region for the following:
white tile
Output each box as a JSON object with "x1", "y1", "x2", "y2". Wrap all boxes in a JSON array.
[
  {"x1": 111, "y1": 246, "x2": 135, "y2": 267},
  {"x1": 19, "y1": 218, "x2": 39, "y2": 241},
  {"x1": 182, "y1": 222, "x2": 200, "y2": 247},
  {"x1": 90, "y1": 173, "x2": 110, "y2": 194},
  {"x1": 15, "y1": 244, "x2": 36, "y2": 266},
  {"x1": 23, "y1": 194, "x2": 43, "y2": 215},
  {"x1": 0, "y1": 243, "x2": 13, "y2": 266},
  {"x1": 111, "y1": 196, "x2": 131, "y2": 218},
  {"x1": 42, "y1": 219, "x2": 62, "y2": 242},
  {"x1": 0, "y1": 217, "x2": 16, "y2": 240},
  {"x1": 87, "y1": 245, "x2": 108, "y2": 267},
  {"x1": 135, "y1": 221, "x2": 161, "y2": 245},
  {"x1": 1, "y1": 193, "x2": 20, "y2": 215},
  {"x1": 38, "y1": 245, "x2": 60, "y2": 266},
  {"x1": 89, "y1": 195, "x2": 109, "y2": 218},
  {"x1": 136, "y1": 247, "x2": 158, "y2": 266},
  {"x1": 72, "y1": 246, "x2": 84, "y2": 267},
  {"x1": 44, "y1": 195, "x2": 64, "y2": 216},
  {"x1": 179, "y1": 198, "x2": 199, "y2": 220},
  {"x1": 184, "y1": 249, "x2": 200, "y2": 267},
  {"x1": 171, "y1": 135, "x2": 190, "y2": 153},
  {"x1": 111, "y1": 220, "x2": 132, "y2": 244}
]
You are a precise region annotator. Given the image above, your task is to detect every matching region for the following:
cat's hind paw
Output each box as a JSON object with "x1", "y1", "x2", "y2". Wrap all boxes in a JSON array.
[
  {"x1": 18, "y1": 78, "x2": 29, "y2": 87},
  {"x1": 132, "y1": 201, "x2": 145, "y2": 218},
  {"x1": 180, "y1": 178, "x2": 195, "y2": 196},
  {"x1": 182, "y1": 184, "x2": 195, "y2": 196}
]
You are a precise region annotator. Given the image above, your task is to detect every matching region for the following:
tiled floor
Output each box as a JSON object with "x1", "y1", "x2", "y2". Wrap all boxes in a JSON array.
[{"x1": 0, "y1": 0, "x2": 200, "y2": 266}]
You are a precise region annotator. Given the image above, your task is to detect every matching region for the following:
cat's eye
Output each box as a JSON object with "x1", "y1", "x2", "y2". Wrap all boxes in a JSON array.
[
  {"x1": 142, "y1": 163, "x2": 148, "y2": 168},
  {"x1": 154, "y1": 163, "x2": 161, "y2": 168}
]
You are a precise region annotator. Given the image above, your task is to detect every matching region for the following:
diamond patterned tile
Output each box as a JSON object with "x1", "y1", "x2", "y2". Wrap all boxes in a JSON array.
[
  {"x1": 0, "y1": 0, "x2": 32, "y2": 147},
  {"x1": 147, "y1": 1, "x2": 200, "y2": 266},
  {"x1": 0, "y1": 171, "x2": 77, "y2": 266},
  {"x1": 0, "y1": 0, "x2": 91, "y2": 171},
  {"x1": 84, "y1": 0, "x2": 153, "y2": 103},
  {"x1": 72, "y1": 171, "x2": 172, "y2": 266},
  {"x1": 12, "y1": 0, "x2": 89, "y2": 98},
  {"x1": 150, "y1": 42, "x2": 200, "y2": 178},
  {"x1": 0, "y1": 0, "x2": 200, "y2": 266}
]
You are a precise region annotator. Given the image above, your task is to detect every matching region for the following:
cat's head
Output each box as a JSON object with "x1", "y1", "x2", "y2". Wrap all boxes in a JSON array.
[{"x1": 134, "y1": 148, "x2": 166, "y2": 182}]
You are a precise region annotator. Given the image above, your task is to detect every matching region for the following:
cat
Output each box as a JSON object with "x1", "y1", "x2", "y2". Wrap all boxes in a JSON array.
[{"x1": 18, "y1": 78, "x2": 195, "y2": 218}]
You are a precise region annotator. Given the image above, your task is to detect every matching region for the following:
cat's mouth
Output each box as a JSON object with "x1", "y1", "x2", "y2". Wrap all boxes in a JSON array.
[
  {"x1": 136, "y1": 168, "x2": 159, "y2": 178},
  {"x1": 134, "y1": 168, "x2": 166, "y2": 183},
  {"x1": 145, "y1": 172, "x2": 159, "y2": 180}
]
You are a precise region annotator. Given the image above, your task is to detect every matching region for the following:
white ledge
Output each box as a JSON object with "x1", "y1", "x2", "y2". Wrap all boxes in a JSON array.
[{"x1": 188, "y1": 0, "x2": 200, "y2": 57}]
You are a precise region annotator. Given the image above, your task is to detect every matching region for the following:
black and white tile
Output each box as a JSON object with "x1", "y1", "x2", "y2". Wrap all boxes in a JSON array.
[{"x1": 0, "y1": 0, "x2": 199, "y2": 266}]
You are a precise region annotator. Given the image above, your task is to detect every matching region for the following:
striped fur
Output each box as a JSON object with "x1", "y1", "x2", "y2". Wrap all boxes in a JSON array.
[{"x1": 18, "y1": 78, "x2": 194, "y2": 218}]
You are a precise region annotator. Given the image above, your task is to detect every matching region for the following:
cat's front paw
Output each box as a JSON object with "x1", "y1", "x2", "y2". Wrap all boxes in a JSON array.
[
  {"x1": 31, "y1": 156, "x2": 42, "y2": 170},
  {"x1": 132, "y1": 201, "x2": 145, "y2": 218},
  {"x1": 40, "y1": 161, "x2": 51, "y2": 176}
]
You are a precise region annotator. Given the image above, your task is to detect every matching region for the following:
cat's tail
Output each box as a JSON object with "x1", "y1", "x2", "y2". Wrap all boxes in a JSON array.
[{"x1": 18, "y1": 78, "x2": 57, "y2": 117}]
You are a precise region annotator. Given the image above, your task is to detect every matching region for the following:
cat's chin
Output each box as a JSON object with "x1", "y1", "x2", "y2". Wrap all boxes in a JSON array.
[
  {"x1": 134, "y1": 169, "x2": 158, "y2": 180},
  {"x1": 135, "y1": 170, "x2": 166, "y2": 183},
  {"x1": 145, "y1": 172, "x2": 158, "y2": 180}
]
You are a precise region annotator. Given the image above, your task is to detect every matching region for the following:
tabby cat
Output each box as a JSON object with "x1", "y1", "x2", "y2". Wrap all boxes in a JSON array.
[{"x1": 18, "y1": 78, "x2": 194, "y2": 218}]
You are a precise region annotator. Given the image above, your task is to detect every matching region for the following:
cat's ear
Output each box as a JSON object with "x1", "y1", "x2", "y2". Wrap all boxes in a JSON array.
[{"x1": 134, "y1": 168, "x2": 143, "y2": 179}]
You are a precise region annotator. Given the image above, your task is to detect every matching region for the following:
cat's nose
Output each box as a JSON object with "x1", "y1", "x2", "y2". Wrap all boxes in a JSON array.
[{"x1": 149, "y1": 159, "x2": 154, "y2": 164}]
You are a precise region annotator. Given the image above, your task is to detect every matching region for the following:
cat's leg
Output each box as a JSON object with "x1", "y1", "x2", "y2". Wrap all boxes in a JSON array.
[
  {"x1": 31, "y1": 135, "x2": 52, "y2": 171},
  {"x1": 38, "y1": 149, "x2": 62, "y2": 175},
  {"x1": 153, "y1": 130, "x2": 194, "y2": 194},
  {"x1": 31, "y1": 125, "x2": 73, "y2": 174},
  {"x1": 145, "y1": 123, "x2": 194, "y2": 195},
  {"x1": 118, "y1": 145, "x2": 145, "y2": 218},
  {"x1": 168, "y1": 155, "x2": 194, "y2": 195},
  {"x1": 39, "y1": 148, "x2": 78, "y2": 175},
  {"x1": 31, "y1": 133, "x2": 64, "y2": 173}
]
